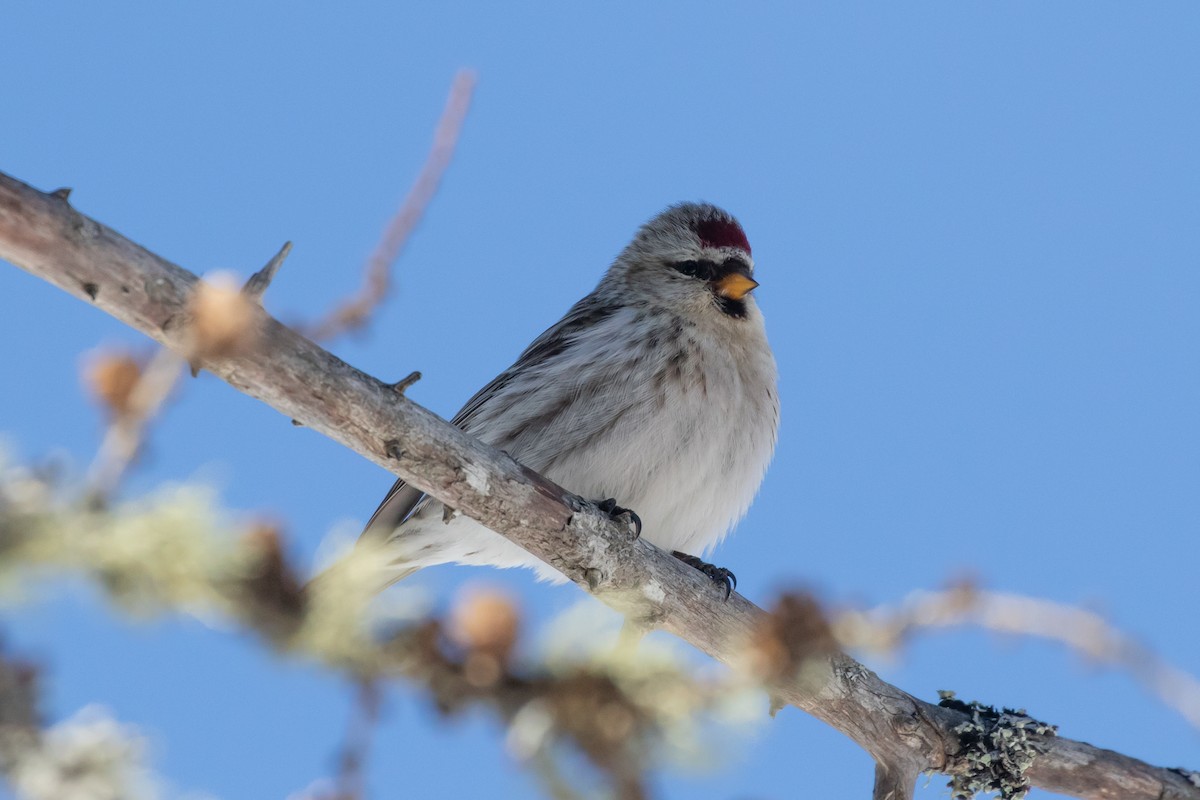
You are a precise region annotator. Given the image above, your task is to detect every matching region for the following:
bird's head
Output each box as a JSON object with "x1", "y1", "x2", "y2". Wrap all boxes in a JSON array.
[{"x1": 607, "y1": 203, "x2": 759, "y2": 320}]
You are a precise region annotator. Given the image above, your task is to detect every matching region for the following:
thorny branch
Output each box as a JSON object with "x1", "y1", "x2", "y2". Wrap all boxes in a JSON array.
[{"x1": 0, "y1": 170, "x2": 1197, "y2": 800}]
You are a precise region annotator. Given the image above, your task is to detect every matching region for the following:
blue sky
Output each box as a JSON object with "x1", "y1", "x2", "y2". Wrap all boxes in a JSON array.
[{"x1": 2, "y1": 3, "x2": 1198, "y2": 798}]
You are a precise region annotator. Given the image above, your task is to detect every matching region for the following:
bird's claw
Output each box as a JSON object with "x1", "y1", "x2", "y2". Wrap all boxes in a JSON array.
[
  {"x1": 672, "y1": 551, "x2": 737, "y2": 600},
  {"x1": 595, "y1": 498, "x2": 642, "y2": 539}
]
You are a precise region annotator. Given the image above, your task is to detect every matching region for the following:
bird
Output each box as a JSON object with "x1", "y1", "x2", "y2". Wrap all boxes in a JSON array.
[{"x1": 360, "y1": 202, "x2": 779, "y2": 596}]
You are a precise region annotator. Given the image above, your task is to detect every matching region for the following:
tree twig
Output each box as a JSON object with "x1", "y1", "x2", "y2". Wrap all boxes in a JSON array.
[
  {"x1": 332, "y1": 680, "x2": 381, "y2": 800},
  {"x1": 307, "y1": 70, "x2": 477, "y2": 341},
  {"x1": 84, "y1": 346, "x2": 185, "y2": 500},
  {"x1": 837, "y1": 585, "x2": 1200, "y2": 731}
]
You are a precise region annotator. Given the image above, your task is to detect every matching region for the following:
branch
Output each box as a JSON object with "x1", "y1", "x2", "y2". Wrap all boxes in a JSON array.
[
  {"x1": 83, "y1": 345, "x2": 185, "y2": 499},
  {"x1": 306, "y1": 70, "x2": 477, "y2": 341},
  {"x1": 0, "y1": 171, "x2": 1195, "y2": 800},
  {"x1": 838, "y1": 586, "x2": 1200, "y2": 731}
]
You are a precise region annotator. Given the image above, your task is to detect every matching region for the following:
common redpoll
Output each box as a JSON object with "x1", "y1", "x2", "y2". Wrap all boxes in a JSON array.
[{"x1": 363, "y1": 203, "x2": 779, "y2": 595}]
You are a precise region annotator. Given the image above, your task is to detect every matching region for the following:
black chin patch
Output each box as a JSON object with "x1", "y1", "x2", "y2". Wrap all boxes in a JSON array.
[{"x1": 716, "y1": 295, "x2": 747, "y2": 318}]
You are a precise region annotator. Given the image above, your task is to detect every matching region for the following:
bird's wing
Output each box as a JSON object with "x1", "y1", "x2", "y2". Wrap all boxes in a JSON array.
[
  {"x1": 360, "y1": 292, "x2": 620, "y2": 541},
  {"x1": 361, "y1": 480, "x2": 427, "y2": 538}
]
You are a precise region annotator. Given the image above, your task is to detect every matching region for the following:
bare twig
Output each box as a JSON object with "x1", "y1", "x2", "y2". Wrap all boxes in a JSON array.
[
  {"x1": 1, "y1": 170, "x2": 1197, "y2": 800},
  {"x1": 84, "y1": 346, "x2": 185, "y2": 500},
  {"x1": 308, "y1": 70, "x2": 477, "y2": 341},
  {"x1": 0, "y1": 645, "x2": 40, "y2": 774},
  {"x1": 332, "y1": 680, "x2": 381, "y2": 800},
  {"x1": 836, "y1": 585, "x2": 1200, "y2": 731}
]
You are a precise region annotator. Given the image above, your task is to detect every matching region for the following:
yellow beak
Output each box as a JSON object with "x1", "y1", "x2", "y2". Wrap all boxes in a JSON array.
[{"x1": 714, "y1": 272, "x2": 759, "y2": 301}]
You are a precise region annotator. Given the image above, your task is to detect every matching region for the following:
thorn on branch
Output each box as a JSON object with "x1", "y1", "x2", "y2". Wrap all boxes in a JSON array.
[
  {"x1": 242, "y1": 241, "x2": 292, "y2": 304},
  {"x1": 50, "y1": 187, "x2": 72, "y2": 202},
  {"x1": 388, "y1": 370, "x2": 422, "y2": 394}
]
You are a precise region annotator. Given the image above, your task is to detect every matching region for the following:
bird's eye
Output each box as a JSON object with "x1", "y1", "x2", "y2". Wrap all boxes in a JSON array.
[{"x1": 672, "y1": 259, "x2": 718, "y2": 281}]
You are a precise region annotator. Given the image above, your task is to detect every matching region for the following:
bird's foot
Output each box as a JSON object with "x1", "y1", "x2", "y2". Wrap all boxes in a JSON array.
[
  {"x1": 672, "y1": 551, "x2": 736, "y2": 600},
  {"x1": 595, "y1": 498, "x2": 642, "y2": 539}
]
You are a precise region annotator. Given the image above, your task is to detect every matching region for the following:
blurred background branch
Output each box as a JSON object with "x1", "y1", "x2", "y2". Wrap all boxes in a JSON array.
[
  {"x1": 307, "y1": 70, "x2": 477, "y2": 342},
  {"x1": 0, "y1": 457, "x2": 737, "y2": 800},
  {"x1": 836, "y1": 583, "x2": 1200, "y2": 731}
]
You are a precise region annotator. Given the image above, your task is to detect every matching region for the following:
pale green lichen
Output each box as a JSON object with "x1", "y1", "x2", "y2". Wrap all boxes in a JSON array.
[
  {"x1": 0, "y1": 451, "x2": 752, "y2": 799},
  {"x1": 10, "y1": 706, "x2": 159, "y2": 800},
  {"x1": 533, "y1": 602, "x2": 763, "y2": 773},
  {"x1": 938, "y1": 690, "x2": 1058, "y2": 800},
  {"x1": 0, "y1": 453, "x2": 421, "y2": 670}
]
